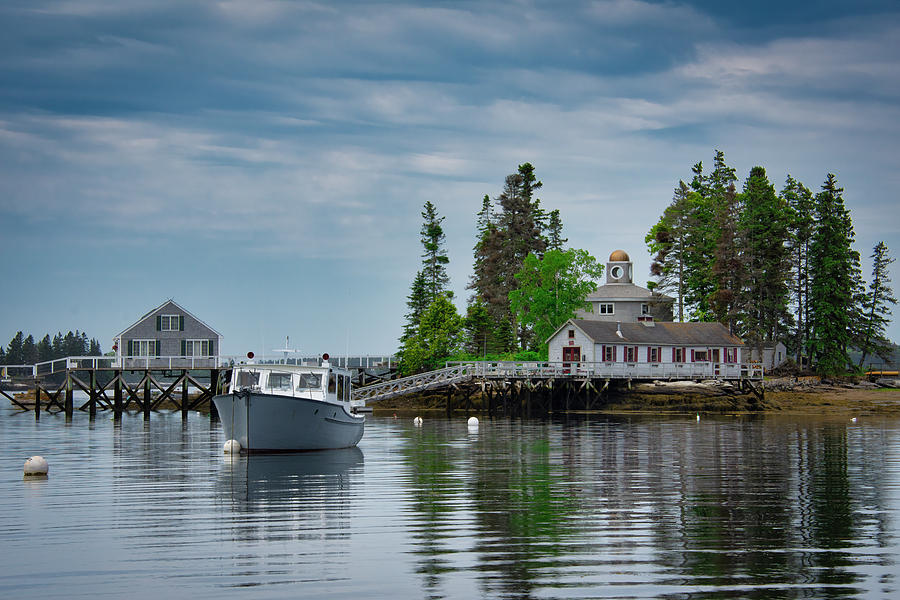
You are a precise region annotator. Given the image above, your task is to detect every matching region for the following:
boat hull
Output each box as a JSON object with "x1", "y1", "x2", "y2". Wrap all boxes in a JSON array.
[{"x1": 213, "y1": 392, "x2": 365, "y2": 451}]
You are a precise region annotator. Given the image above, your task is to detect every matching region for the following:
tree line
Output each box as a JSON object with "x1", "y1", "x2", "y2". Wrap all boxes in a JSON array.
[
  {"x1": 646, "y1": 150, "x2": 895, "y2": 375},
  {"x1": 1, "y1": 330, "x2": 103, "y2": 365},
  {"x1": 398, "y1": 163, "x2": 601, "y2": 374}
]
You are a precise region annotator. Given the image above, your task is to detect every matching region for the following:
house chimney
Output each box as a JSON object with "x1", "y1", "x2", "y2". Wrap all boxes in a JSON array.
[{"x1": 616, "y1": 322, "x2": 624, "y2": 339}]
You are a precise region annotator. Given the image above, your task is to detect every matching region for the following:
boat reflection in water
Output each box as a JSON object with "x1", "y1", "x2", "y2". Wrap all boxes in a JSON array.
[{"x1": 218, "y1": 447, "x2": 364, "y2": 509}]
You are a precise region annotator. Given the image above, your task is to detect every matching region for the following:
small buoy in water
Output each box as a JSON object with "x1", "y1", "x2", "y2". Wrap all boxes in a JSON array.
[
  {"x1": 24, "y1": 456, "x2": 49, "y2": 477},
  {"x1": 413, "y1": 416, "x2": 423, "y2": 426},
  {"x1": 467, "y1": 416, "x2": 479, "y2": 427},
  {"x1": 851, "y1": 417, "x2": 857, "y2": 423},
  {"x1": 223, "y1": 439, "x2": 241, "y2": 454},
  {"x1": 696, "y1": 413, "x2": 700, "y2": 421}
]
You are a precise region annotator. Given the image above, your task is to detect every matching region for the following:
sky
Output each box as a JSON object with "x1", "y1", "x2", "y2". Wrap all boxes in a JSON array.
[{"x1": 1, "y1": 0, "x2": 899, "y2": 359}]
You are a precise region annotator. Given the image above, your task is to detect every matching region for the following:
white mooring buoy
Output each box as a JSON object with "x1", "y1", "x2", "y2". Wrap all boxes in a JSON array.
[
  {"x1": 467, "y1": 416, "x2": 479, "y2": 427},
  {"x1": 24, "y1": 456, "x2": 49, "y2": 477},
  {"x1": 224, "y1": 439, "x2": 242, "y2": 454},
  {"x1": 413, "y1": 416, "x2": 423, "y2": 427}
]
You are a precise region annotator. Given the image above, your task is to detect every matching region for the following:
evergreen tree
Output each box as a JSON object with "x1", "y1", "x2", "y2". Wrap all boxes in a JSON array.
[
  {"x1": 856, "y1": 241, "x2": 896, "y2": 368},
  {"x1": 0, "y1": 346, "x2": 5, "y2": 364},
  {"x1": 420, "y1": 201, "x2": 450, "y2": 302},
  {"x1": 469, "y1": 163, "x2": 548, "y2": 347},
  {"x1": 545, "y1": 209, "x2": 567, "y2": 251},
  {"x1": 647, "y1": 182, "x2": 692, "y2": 321},
  {"x1": 808, "y1": 174, "x2": 863, "y2": 375},
  {"x1": 6, "y1": 331, "x2": 24, "y2": 364},
  {"x1": 709, "y1": 181, "x2": 743, "y2": 330},
  {"x1": 400, "y1": 270, "x2": 430, "y2": 345},
  {"x1": 463, "y1": 300, "x2": 493, "y2": 357},
  {"x1": 89, "y1": 338, "x2": 102, "y2": 356},
  {"x1": 783, "y1": 175, "x2": 815, "y2": 362},
  {"x1": 399, "y1": 294, "x2": 463, "y2": 375},
  {"x1": 52, "y1": 332, "x2": 64, "y2": 359},
  {"x1": 22, "y1": 334, "x2": 38, "y2": 364},
  {"x1": 37, "y1": 334, "x2": 53, "y2": 362},
  {"x1": 738, "y1": 166, "x2": 794, "y2": 360}
]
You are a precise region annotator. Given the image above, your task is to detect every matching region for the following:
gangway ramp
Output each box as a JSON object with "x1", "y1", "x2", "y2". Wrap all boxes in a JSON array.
[{"x1": 352, "y1": 362, "x2": 479, "y2": 404}]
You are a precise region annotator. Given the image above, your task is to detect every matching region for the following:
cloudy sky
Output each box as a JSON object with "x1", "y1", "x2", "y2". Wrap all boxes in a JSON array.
[{"x1": 2, "y1": 0, "x2": 899, "y2": 358}]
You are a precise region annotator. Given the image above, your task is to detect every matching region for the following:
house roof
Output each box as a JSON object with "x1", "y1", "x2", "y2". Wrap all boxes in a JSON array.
[
  {"x1": 586, "y1": 283, "x2": 673, "y2": 302},
  {"x1": 115, "y1": 299, "x2": 222, "y2": 338},
  {"x1": 551, "y1": 319, "x2": 744, "y2": 346}
]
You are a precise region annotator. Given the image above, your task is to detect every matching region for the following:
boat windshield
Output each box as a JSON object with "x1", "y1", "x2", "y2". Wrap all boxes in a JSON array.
[
  {"x1": 267, "y1": 372, "x2": 293, "y2": 391},
  {"x1": 236, "y1": 371, "x2": 260, "y2": 388},
  {"x1": 297, "y1": 373, "x2": 323, "y2": 390}
]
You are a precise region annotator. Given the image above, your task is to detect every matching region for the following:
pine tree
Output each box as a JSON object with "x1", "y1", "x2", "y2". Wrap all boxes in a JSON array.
[
  {"x1": 782, "y1": 176, "x2": 815, "y2": 363},
  {"x1": 808, "y1": 174, "x2": 863, "y2": 375},
  {"x1": 22, "y1": 335, "x2": 38, "y2": 364},
  {"x1": 856, "y1": 242, "x2": 896, "y2": 368},
  {"x1": 647, "y1": 182, "x2": 692, "y2": 321},
  {"x1": 6, "y1": 331, "x2": 24, "y2": 364},
  {"x1": 545, "y1": 209, "x2": 567, "y2": 251},
  {"x1": 400, "y1": 270, "x2": 430, "y2": 345},
  {"x1": 37, "y1": 334, "x2": 53, "y2": 362},
  {"x1": 420, "y1": 201, "x2": 450, "y2": 302},
  {"x1": 469, "y1": 163, "x2": 548, "y2": 348},
  {"x1": 738, "y1": 167, "x2": 794, "y2": 364}
]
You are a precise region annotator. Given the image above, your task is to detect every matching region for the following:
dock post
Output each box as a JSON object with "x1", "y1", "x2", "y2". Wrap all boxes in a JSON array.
[
  {"x1": 113, "y1": 371, "x2": 123, "y2": 418},
  {"x1": 143, "y1": 374, "x2": 151, "y2": 419},
  {"x1": 65, "y1": 371, "x2": 74, "y2": 419},
  {"x1": 34, "y1": 378, "x2": 41, "y2": 420},
  {"x1": 89, "y1": 369, "x2": 97, "y2": 419},
  {"x1": 446, "y1": 386, "x2": 452, "y2": 418},
  {"x1": 181, "y1": 370, "x2": 189, "y2": 419}
]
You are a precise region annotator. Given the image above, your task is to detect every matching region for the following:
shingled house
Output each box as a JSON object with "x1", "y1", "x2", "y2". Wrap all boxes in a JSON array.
[
  {"x1": 547, "y1": 319, "x2": 746, "y2": 379},
  {"x1": 114, "y1": 299, "x2": 221, "y2": 367}
]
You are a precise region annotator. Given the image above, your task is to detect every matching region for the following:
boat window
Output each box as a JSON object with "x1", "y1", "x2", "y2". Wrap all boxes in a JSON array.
[
  {"x1": 296, "y1": 373, "x2": 322, "y2": 390},
  {"x1": 343, "y1": 375, "x2": 350, "y2": 401},
  {"x1": 336, "y1": 375, "x2": 344, "y2": 400},
  {"x1": 236, "y1": 371, "x2": 260, "y2": 388},
  {"x1": 267, "y1": 372, "x2": 293, "y2": 391},
  {"x1": 328, "y1": 373, "x2": 336, "y2": 394}
]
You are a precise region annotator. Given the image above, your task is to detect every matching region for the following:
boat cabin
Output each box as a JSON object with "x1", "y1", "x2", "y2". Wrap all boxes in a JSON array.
[{"x1": 227, "y1": 364, "x2": 351, "y2": 404}]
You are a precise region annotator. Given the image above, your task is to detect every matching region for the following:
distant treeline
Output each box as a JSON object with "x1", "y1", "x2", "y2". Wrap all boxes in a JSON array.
[{"x1": 1, "y1": 331, "x2": 102, "y2": 365}]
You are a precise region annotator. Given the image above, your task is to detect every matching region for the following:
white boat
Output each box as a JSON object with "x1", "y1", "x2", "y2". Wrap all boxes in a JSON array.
[{"x1": 213, "y1": 359, "x2": 364, "y2": 452}]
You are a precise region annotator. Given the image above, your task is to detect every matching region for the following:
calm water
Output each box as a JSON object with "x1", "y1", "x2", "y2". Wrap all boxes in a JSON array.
[{"x1": 1, "y1": 406, "x2": 899, "y2": 600}]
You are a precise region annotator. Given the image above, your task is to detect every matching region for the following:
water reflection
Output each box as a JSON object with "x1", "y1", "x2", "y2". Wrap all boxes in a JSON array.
[{"x1": 396, "y1": 416, "x2": 900, "y2": 599}]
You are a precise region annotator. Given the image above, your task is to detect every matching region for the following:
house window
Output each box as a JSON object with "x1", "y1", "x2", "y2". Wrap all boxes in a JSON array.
[
  {"x1": 602, "y1": 345, "x2": 616, "y2": 362},
  {"x1": 184, "y1": 339, "x2": 212, "y2": 356},
  {"x1": 694, "y1": 350, "x2": 708, "y2": 362},
  {"x1": 641, "y1": 303, "x2": 650, "y2": 315},
  {"x1": 649, "y1": 347, "x2": 660, "y2": 363},
  {"x1": 131, "y1": 339, "x2": 157, "y2": 357},
  {"x1": 158, "y1": 315, "x2": 183, "y2": 331},
  {"x1": 598, "y1": 303, "x2": 614, "y2": 315},
  {"x1": 625, "y1": 346, "x2": 638, "y2": 363},
  {"x1": 568, "y1": 329, "x2": 575, "y2": 339},
  {"x1": 674, "y1": 347, "x2": 685, "y2": 363}
]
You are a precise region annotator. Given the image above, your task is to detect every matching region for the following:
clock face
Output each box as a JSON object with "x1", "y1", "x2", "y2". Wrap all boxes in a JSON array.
[{"x1": 611, "y1": 265, "x2": 623, "y2": 279}]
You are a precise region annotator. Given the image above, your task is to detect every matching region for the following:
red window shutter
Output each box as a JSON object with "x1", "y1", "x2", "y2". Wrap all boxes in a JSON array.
[
  {"x1": 691, "y1": 349, "x2": 695, "y2": 362},
  {"x1": 671, "y1": 347, "x2": 675, "y2": 362},
  {"x1": 614, "y1": 346, "x2": 617, "y2": 361}
]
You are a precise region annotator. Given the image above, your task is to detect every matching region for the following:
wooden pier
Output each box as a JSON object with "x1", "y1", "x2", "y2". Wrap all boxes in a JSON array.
[
  {"x1": 4, "y1": 356, "x2": 763, "y2": 419},
  {"x1": 2, "y1": 354, "x2": 397, "y2": 419},
  {"x1": 353, "y1": 360, "x2": 765, "y2": 416}
]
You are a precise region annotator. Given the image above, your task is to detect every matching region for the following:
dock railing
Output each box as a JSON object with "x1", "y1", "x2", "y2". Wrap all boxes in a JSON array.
[
  {"x1": 353, "y1": 360, "x2": 763, "y2": 405},
  {"x1": 445, "y1": 361, "x2": 763, "y2": 381}
]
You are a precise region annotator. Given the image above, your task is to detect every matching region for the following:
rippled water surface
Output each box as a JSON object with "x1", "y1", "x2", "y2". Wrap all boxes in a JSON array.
[{"x1": 2, "y1": 406, "x2": 899, "y2": 599}]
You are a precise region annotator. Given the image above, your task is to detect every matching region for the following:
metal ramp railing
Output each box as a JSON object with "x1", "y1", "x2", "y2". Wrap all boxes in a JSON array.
[{"x1": 352, "y1": 362, "x2": 478, "y2": 404}]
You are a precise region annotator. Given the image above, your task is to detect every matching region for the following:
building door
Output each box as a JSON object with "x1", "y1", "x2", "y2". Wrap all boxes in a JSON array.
[
  {"x1": 562, "y1": 346, "x2": 581, "y2": 366},
  {"x1": 712, "y1": 348, "x2": 721, "y2": 375}
]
